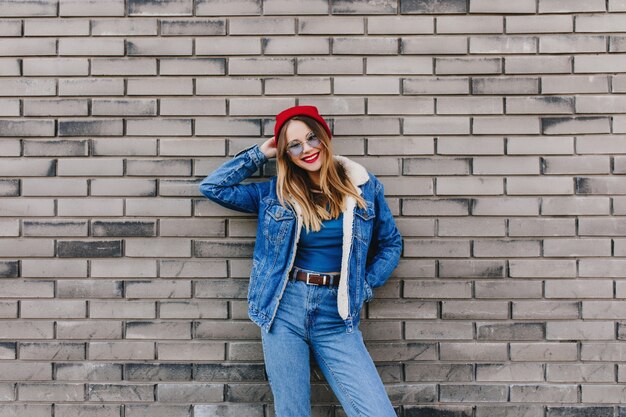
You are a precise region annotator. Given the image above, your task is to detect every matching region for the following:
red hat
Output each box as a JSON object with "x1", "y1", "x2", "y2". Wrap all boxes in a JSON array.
[{"x1": 274, "y1": 105, "x2": 331, "y2": 145}]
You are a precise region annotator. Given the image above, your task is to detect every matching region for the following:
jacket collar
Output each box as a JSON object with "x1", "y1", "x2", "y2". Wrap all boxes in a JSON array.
[{"x1": 334, "y1": 155, "x2": 370, "y2": 187}]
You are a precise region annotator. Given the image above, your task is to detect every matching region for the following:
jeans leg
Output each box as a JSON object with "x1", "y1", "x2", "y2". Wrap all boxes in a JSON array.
[
  {"x1": 310, "y1": 287, "x2": 396, "y2": 417},
  {"x1": 261, "y1": 280, "x2": 312, "y2": 417}
]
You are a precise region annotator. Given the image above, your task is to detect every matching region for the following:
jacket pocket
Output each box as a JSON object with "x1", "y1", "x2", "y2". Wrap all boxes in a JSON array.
[
  {"x1": 354, "y1": 203, "x2": 375, "y2": 244},
  {"x1": 263, "y1": 203, "x2": 295, "y2": 244}
]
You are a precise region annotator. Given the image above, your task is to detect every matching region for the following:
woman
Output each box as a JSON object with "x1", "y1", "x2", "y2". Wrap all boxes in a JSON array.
[{"x1": 200, "y1": 105, "x2": 402, "y2": 417}]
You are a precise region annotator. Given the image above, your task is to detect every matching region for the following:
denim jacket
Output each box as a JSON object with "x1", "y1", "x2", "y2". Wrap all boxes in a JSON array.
[{"x1": 199, "y1": 145, "x2": 402, "y2": 333}]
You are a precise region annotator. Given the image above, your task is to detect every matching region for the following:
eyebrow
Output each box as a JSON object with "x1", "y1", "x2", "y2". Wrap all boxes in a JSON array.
[{"x1": 287, "y1": 131, "x2": 315, "y2": 145}]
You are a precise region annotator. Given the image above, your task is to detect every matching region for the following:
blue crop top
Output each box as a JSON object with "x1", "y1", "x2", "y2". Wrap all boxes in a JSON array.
[{"x1": 294, "y1": 213, "x2": 343, "y2": 273}]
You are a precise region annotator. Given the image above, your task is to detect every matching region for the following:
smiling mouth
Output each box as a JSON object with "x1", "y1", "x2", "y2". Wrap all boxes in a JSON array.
[{"x1": 301, "y1": 152, "x2": 320, "y2": 163}]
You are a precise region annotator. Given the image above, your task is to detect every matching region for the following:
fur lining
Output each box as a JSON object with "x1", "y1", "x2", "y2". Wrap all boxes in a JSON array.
[
  {"x1": 334, "y1": 156, "x2": 369, "y2": 320},
  {"x1": 334, "y1": 155, "x2": 370, "y2": 187}
]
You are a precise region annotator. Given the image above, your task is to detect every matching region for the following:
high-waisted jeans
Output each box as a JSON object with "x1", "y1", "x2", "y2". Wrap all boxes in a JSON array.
[{"x1": 261, "y1": 276, "x2": 397, "y2": 417}]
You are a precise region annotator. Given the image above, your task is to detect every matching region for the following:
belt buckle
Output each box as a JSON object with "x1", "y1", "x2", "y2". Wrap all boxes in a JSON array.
[{"x1": 305, "y1": 272, "x2": 327, "y2": 286}]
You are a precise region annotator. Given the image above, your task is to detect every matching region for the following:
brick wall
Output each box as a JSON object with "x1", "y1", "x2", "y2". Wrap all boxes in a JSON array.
[{"x1": 0, "y1": 0, "x2": 625, "y2": 416}]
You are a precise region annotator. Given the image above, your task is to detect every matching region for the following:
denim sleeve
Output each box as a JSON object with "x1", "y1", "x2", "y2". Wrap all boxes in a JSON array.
[
  {"x1": 199, "y1": 144, "x2": 268, "y2": 214},
  {"x1": 365, "y1": 177, "x2": 403, "y2": 289}
]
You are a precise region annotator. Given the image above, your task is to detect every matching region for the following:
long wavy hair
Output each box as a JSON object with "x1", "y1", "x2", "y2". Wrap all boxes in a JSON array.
[{"x1": 276, "y1": 116, "x2": 366, "y2": 232}]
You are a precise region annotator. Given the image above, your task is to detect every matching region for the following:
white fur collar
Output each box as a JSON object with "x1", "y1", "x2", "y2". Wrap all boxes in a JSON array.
[{"x1": 334, "y1": 155, "x2": 370, "y2": 187}]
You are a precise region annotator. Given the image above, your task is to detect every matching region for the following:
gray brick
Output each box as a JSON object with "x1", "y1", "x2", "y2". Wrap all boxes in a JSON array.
[
  {"x1": 160, "y1": 260, "x2": 227, "y2": 278},
  {"x1": 0, "y1": 179, "x2": 19, "y2": 197},
  {"x1": 90, "y1": 301, "x2": 155, "y2": 319},
  {"x1": 438, "y1": 16, "x2": 502, "y2": 34},
  {"x1": 513, "y1": 301, "x2": 580, "y2": 320},
  {"x1": 0, "y1": 19, "x2": 20, "y2": 36},
  {"x1": 0, "y1": 119, "x2": 55, "y2": 136},
  {"x1": 58, "y1": 119, "x2": 123, "y2": 137},
  {"x1": 541, "y1": 35, "x2": 606, "y2": 53},
  {"x1": 58, "y1": 38, "x2": 124, "y2": 56},
  {"x1": 127, "y1": 78, "x2": 193, "y2": 96},
  {"x1": 125, "y1": 363, "x2": 191, "y2": 381},
  {"x1": 195, "y1": 404, "x2": 263, "y2": 417},
  {"x1": 92, "y1": 138, "x2": 157, "y2": 156},
  {"x1": 19, "y1": 342, "x2": 84, "y2": 361},
  {"x1": 507, "y1": 177, "x2": 573, "y2": 195},
  {"x1": 0, "y1": 99, "x2": 19, "y2": 116},
  {"x1": 92, "y1": 58, "x2": 157, "y2": 76},
  {"x1": 0, "y1": 261, "x2": 19, "y2": 278},
  {"x1": 0, "y1": 302, "x2": 17, "y2": 318},
  {"x1": 475, "y1": 116, "x2": 541, "y2": 134},
  {"x1": 265, "y1": 77, "x2": 331, "y2": 94},
  {"x1": 477, "y1": 363, "x2": 544, "y2": 382},
  {"x1": 55, "y1": 363, "x2": 122, "y2": 381},
  {"x1": 22, "y1": 259, "x2": 87, "y2": 278},
  {"x1": 160, "y1": 58, "x2": 225, "y2": 75},
  {"x1": 159, "y1": 300, "x2": 227, "y2": 319},
  {"x1": 92, "y1": 220, "x2": 155, "y2": 237},
  {"x1": 0, "y1": 321, "x2": 54, "y2": 339},
  {"x1": 57, "y1": 240, "x2": 122, "y2": 258},
  {"x1": 57, "y1": 158, "x2": 122, "y2": 176},
  {"x1": 473, "y1": 77, "x2": 539, "y2": 95},
  {"x1": 579, "y1": 259, "x2": 626, "y2": 277},
  {"x1": 543, "y1": 75, "x2": 609, "y2": 94},
  {"x1": 577, "y1": 135, "x2": 626, "y2": 154},
  {"x1": 542, "y1": 196, "x2": 610, "y2": 215},
  {"x1": 22, "y1": 178, "x2": 86, "y2": 196},
  {"x1": 158, "y1": 383, "x2": 222, "y2": 402},
  {"x1": 511, "y1": 385, "x2": 578, "y2": 403},
  {"x1": 22, "y1": 300, "x2": 86, "y2": 319},
  {"x1": 23, "y1": 58, "x2": 88, "y2": 76},
  {"x1": 59, "y1": 78, "x2": 124, "y2": 96},
  {"x1": 0, "y1": 220, "x2": 18, "y2": 236},
  {"x1": 436, "y1": 57, "x2": 502, "y2": 75},
  {"x1": 126, "y1": 321, "x2": 191, "y2": 340},
  {"x1": 230, "y1": 17, "x2": 295, "y2": 35},
  {"x1": 19, "y1": 383, "x2": 85, "y2": 401},
  {"x1": 509, "y1": 259, "x2": 576, "y2": 277},
  {"x1": 127, "y1": 38, "x2": 192, "y2": 56},
  {"x1": 470, "y1": 36, "x2": 537, "y2": 54},
  {"x1": 331, "y1": 0, "x2": 397, "y2": 14},
  {"x1": 401, "y1": 0, "x2": 467, "y2": 13},
  {"x1": 404, "y1": 77, "x2": 470, "y2": 95},
  {"x1": 126, "y1": 198, "x2": 192, "y2": 216},
  {"x1": 547, "y1": 321, "x2": 615, "y2": 341},
  {"x1": 475, "y1": 156, "x2": 539, "y2": 175},
  {"x1": 0, "y1": 405, "x2": 51, "y2": 417},
  {"x1": 195, "y1": 321, "x2": 260, "y2": 340},
  {"x1": 369, "y1": 16, "x2": 433, "y2": 34},
  {"x1": 0, "y1": 199, "x2": 55, "y2": 217},
  {"x1": 0, "y1": 362, "x2": 52, "y2": 382},
  {"x1": 298, "y1": 17, "x2": 364, "y2": 35},
  {"x1": 0, "y1": 59, "x2": 20, "y2": 75},
  {"x1": 439, "y1": 259, "x2": 506, "y2": 277},
  {"x1": 57, "y1": 280, "x2": 123, "y2": 299},
  {"x1": 402, "y1": 35, "x2": 468, "y2": 55},
  {"x1": 91, "y1": 18, "x2": 158, "y2": 36},
  {"x1": 0, "y1": 239, "x2": 54, "y2": 257},
  {"x1": 436, "y1": 177, "x2": 503, "y2": 195},
  {"x1": 88, "y1": 342, "x2": 154, "y2": 360},
  {"x1": 477, "y1": 322, "x2": 545, "y2": 341},
  {"x1": 54, "y1": 405, "x2": 121, "y2": 417},
  {"x1": 584, "y1": 301, "x2": 626, "y2": 319},
  {"x1": 196, "y1": 78, "x2": 262, "y2": 95},
  {"x1": 510, "y1": 342, "x2": 578, "y2": 361},
  {"x1": 195, "y1": 37, "x2": 261, "y2": 55},
  {"x1": 576, "y1": 177, "x2": 626, "y2": 194},
  {"x1": 509, "y1": 218, "x2": 576, "y2": 237},
  {"x1": 88, "y1": 384, "x2": 154, "y2": 402},
  {"x1": 0, "y1": 38, "x2": 56, "y2": 56},
  {"x1": 60, "y1": 0, "x2": 124, "y2": 16},
  {"x1": 442, "y1": 301, "x2": 509, "y2": 319},
  {"x1": 476, "y1": 280, "x2": 542, "y2": 299},
  {"x1": 160, "y1": 98, "x2": 225, "y2": 115},
  {"x1": 23, "y1": 139, "x2": 88, "y2": 156},
  {"x1": 547, "y1": 406, "x2": 614, "y2": 417},
  {"x1": 507, "y1": 15, "x2": 573, "y2": 33},
  {"x1": 57, "y1": 198, "x2": 124, "y2": 216},
  {"x1": 405, "y1": 364, "x2": 472, "y2": 383},
  {"x1": 127, "y1": 119, "x2": 192, "y2": 136},
  {"x1": 470, "y1": 0, "x2": 536, "y2": 13},
  {"x1": 369, "y1": 299, "x2": 437, "y2": 319},
  {"x1": 441, "y1": 384, "x2": 508, "y2": 402},
  {"x1": 507, "y1": 96, "x2": 574, "y2": 115},
  {"x1": 437, "y1": 97, "x2": 502, "y2": 115},
  {"x1": 128, "y1": 0, "x2": 192, "y2": 15},
  {"x1": 91, "y1": 259, "x2": 156, "y2": 278},
  {"x1": 611, "y1": 0, "x2": 626, "y2": 11},
  {"x1": 296, "y1": 57, "x2": 363, "y2": 75},
  {"x1": 544, "y1": 156, "x2": 609, "y2": 175},
  {"x1": 506, "y1": 56, "x2": 572, "y2": 74}
]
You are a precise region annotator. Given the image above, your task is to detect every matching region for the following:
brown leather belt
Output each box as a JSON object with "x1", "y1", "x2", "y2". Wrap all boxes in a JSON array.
[{"x1": 291, "y1": 268, "x2": 340, "y2": 287}]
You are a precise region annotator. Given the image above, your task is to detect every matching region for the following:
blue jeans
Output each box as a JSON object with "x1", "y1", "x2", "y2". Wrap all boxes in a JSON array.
[{"x1": 261, "y1": 277, "x2": 397, "y2": 417}]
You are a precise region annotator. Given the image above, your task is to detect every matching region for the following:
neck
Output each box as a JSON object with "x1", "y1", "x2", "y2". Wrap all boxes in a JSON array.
[{"x1": 308, "y1": 171, "x2": 321, "y2": 187}]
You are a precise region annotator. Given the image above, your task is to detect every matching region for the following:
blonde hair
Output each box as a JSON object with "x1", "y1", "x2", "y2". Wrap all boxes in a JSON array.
[{"x1": 275, "y1": 116, "x2": 366, "y2": 232}]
